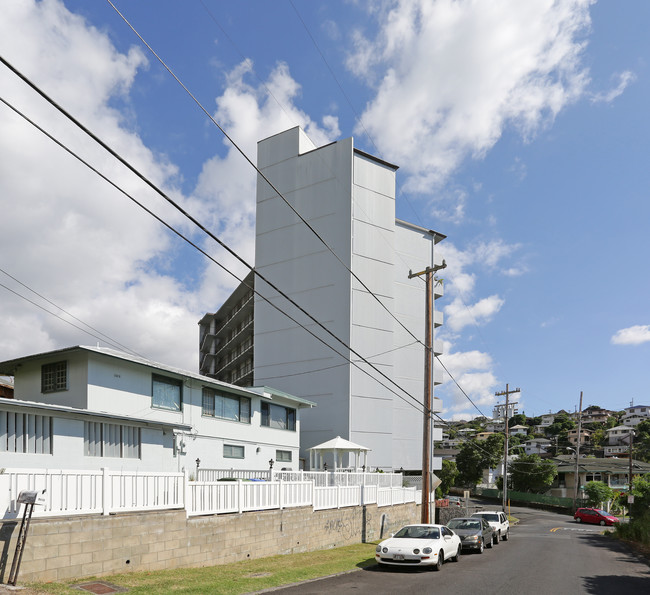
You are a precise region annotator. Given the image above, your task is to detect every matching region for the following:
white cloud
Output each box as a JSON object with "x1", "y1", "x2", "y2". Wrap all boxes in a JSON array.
[
  {"x1": 348, "y1": 0, "x2": 593, "y2": 200},
  {"x1": 611, "y1": 325, "x2": 650, "y2": 346},
  {"x1": 444, "y1": 295, "x2": 505, "y2": 332},
  {"x1": 0, "y1": 1, "x2": 338, "y2": 370},
  {"x1": 591, "y1": 70, "x2": 636, "y2": 104}
]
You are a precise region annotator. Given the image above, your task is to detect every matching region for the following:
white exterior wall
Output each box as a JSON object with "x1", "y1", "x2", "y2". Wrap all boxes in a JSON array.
[
  {"x1": 254, "y1": 128, "x2": 354, "y2": 458},
  {"x1": 252, "y1": 127, "x2": 442, "y2": 471},
  {"x1": 2, "y1": 349, "x2": 302, "y2": 473}
]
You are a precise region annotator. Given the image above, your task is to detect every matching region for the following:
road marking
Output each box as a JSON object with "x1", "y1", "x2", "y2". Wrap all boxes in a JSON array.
[{"x1": 549, "y1": 527, "x2": 609, "y2": 533}]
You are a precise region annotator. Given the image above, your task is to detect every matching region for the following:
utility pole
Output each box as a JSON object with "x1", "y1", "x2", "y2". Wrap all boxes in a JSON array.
[
  {"x1": 409, "y1": 260, "x2": 446, "y2": 524},
  {"x1": 628, "y1": 428, "x2": 634, "y2": 521},
  {"x1": 573, "y1": 391, "x2": 583, "y2": 511},
  {"x1": 495, "y1": 384, "x2": 520, "y2": 513}
]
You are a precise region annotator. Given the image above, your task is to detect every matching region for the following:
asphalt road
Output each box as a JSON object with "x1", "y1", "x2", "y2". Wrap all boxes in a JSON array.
[{"x1": 270, "y1": 506, "x2": 650, "y2": 595}]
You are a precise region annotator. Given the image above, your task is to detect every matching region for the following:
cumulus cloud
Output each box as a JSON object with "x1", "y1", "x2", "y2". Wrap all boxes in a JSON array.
[
  {"x1": 348, "y1": 0, "x2": 594, "y2": 200},
  {"x1": 611, "y1": 325, "x2": 650, "y2": 346}
]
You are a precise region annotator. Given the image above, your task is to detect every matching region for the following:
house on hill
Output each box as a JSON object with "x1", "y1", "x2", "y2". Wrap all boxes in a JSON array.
[{"x1": 0, "y1": 346, "x2": 314, "y2": 472}]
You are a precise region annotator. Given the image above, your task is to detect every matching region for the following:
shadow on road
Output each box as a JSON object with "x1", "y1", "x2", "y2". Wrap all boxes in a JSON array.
[
  {"x1": 582, "y1": 574, "x2": 650, "y2": 594},
  {"x1": 577, "y1": 533, "x2": 650, "y2": 567}
]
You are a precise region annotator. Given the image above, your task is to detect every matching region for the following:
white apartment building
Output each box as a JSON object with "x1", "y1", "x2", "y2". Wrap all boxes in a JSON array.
[{"x1": 202, "y1": 127, "x2": 445, "y2": 471}]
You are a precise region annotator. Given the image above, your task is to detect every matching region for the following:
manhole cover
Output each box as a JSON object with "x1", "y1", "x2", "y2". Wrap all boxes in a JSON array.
[{"x1": 74, "y1": 582, "x2": 128, "y2": 594}]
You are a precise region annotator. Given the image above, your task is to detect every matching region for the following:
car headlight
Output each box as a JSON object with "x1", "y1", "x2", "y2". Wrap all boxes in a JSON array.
[
  {"x1": 422, "y1": 547, "x2": 432, "y2": 554},
  {"x1": 413, "y1": 548, "x2": 420, "y2": 554},
  {"x1": 376, "y1": 545, "x2": 381, "y2": 553},
  {"x1": 466, "y1": 535, "x2": 479, "y2": 542}
]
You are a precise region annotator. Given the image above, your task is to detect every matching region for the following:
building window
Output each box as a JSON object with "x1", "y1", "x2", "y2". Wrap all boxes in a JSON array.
[
  {"x1": 276, "y1": 449, "x2": 292, "y2": 462},
  {"x1": 0, "y1": 412, "x2": 52, "y2": 454},
  {"x1": 41, "y1": 361, "x2": 67, "y2": 393},
  {"x1": 223, "y1": 443, "x2": 245, "y2": 459},
  {"x1": 84, "y1": 422, "x2": 140, "y2": 458},
  {"x1": 202, "y1": 388, "x2": 250, "y2": 423},
  {"x1": 261, "y1": 402, "x2": 296, "y2": 431},
  {"x1": 152, "y1": 375, "x2": 182, "y2": 411}
]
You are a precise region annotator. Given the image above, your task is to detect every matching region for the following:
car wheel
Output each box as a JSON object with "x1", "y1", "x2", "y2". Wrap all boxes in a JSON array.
[
  {"x1": 503, "y1": 530, "x2": 509, "y2": 541},
  {"x1": 575, "y1": 517, "x2": 582, "y2": 523},
  {"x1": 434, "y1": 550, "x2": 444, "y2": 571},
  {"x1": 600, "y1": 520, "x2": 606, "y2": 526},
  {"x1": 453, "y1": 545, "x2": 461, "y2": 562}
]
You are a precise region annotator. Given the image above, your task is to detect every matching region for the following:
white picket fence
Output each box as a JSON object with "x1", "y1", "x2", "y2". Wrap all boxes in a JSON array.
[
  {"x1": 197, "y1": 468, "x2": 404, "y2": 488},
  {"x1": 0, "y1": 468, "x2": 416, "y2": 520}
]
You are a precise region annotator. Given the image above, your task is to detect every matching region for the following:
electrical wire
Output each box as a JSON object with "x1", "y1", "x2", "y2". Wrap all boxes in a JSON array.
[
  {"x1": 0, "y1": 89, "x2": 428, "y2": 421},
  {"x1": 0, "y1": 267, "x2": 144, "y2": 358},
  {"x1": 105, "y1": 0, "x2": 430, "y2": 361}
]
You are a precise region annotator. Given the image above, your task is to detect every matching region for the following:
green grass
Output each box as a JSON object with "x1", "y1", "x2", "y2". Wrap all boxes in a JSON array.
[{"x1": 26, "y1": 543, "x2": 379, "y2": 595}]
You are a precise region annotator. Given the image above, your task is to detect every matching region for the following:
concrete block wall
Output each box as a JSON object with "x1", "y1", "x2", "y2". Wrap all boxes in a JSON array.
[{"x1": 0, "y1": 503, "x2": 420, "y2": 584}]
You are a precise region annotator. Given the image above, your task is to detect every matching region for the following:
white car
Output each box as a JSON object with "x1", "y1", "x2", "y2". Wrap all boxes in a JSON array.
[
  {"x1": 375, "y1": 524, "x2": 462, "y2": 570},
  {"x1": 471, "y1": 511, "x2": 510, "y2": 542}
]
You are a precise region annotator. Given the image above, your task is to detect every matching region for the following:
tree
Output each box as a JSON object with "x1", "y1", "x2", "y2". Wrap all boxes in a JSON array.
[
  {"x1": 629, "y1": 473, "x2": 650, "y2": 518},
  {"x1": 633, "y1": 420, "x2": 650, "y2": 463},
  {"x1": 509, "y1": 413, "x2": 528, "y2": 427},
  {"x1": 437, "y1": 459, "x2": 459, "y2": 496},
  {"x1": 456, "y1": 441, "x2": 485, "y2": 486},
  {"x1": 456, "y1": 435, "x2": 504, "y2": 487},
  {"x1": 584, "y1": 481, "x2": 614, "y2": 507},
  {"x1": 508, "y1": 454, "x2": 557, "y2": 493}
]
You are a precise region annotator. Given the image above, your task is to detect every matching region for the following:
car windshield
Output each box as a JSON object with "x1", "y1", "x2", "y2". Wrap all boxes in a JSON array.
[
  {"x1": 475, "y1": 513, "x2": 499, "y2": 522},
  {"x1": 448, "y1": 520, "x2": 480, "y2": 530},
  {"x1": 393, "y1": 526, "x2": 440, "y2": 540},
  {"x1": 595, "y1": 510, "x2": 610, "y2": 516}
]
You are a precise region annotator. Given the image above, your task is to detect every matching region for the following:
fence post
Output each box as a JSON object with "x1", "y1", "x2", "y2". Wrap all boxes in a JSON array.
[
  {"x1": 311, "y1": 480, "x2": 316, "y2": 510},
  {"x1": 184, "y1": 469, "x2": 191, "y2": 518},
  {"x1": 102, "y1": 467, "x2": 110, "y2": 516},
  {"x1": 237, "y1": 479, "x2": 243, "y2": 514},
  {"x1": 279, "y1": 478, "x2": 283, "y2": 510},
  {"x1": 337, "y1": 484, "x2": 341, "y2": 509}
]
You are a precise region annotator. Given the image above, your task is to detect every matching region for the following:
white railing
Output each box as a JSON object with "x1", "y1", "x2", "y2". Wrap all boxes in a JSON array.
[
  {"x1": 0, "y1": 468, "x2": 185, "y2": 518},
  {"x1": 1, "y1": 468, "x2": 412, "y2": 519},
  {"x1": 197, "y1": 468, "x2": 271, "y2": 482}
]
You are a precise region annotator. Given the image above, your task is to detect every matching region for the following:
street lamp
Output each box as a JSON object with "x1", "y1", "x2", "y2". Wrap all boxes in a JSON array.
[
  {"x1": 195, "y1": 458, "x2": 201, "y2": 468},
  {"x1": 268, "y1": 459, "x2": 274, "y2": 470}
]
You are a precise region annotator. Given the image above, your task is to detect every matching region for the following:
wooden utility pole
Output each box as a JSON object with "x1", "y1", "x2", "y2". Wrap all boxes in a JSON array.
[
  {"x1": 495, "y1": 384, "x2": 520, "y2": 513},
  {"x1": 409, "y1": 260, "x2": 445, "y2": 524},
  {"x1": 573, "y1": 391, "x2": 583, "y2": 511}
]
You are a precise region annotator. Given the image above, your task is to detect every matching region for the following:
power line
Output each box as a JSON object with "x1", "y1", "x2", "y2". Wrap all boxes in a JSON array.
[
  {"x1": 0, "y1": 87, "x2": 428, "y2": 421},
  {"x1": 105, "y1": 0, "x2": 430, "y2": 363},
  {"x1": 0, "y1": 267, "x2": 143, "y2": 358},
  {"x1": 105, "y1": 1, "x2": 493, "y2": 424}
]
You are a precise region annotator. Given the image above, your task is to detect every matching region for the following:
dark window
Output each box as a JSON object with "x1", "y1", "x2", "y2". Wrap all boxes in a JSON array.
[
  {"x1": 152, "y1": 375, "x2": 182, "y2": 411},
  {"x1": 261, "y1": 401, "x2": 296, "y2": 431},
  {"x1": 224, "y1": 444, "x2": 244, "y2": 459},
  {"x1": 41, "y1": 361, "x2": 67, "y2": 393},
  {"x1": 202, "y1": 388, "x2": 250, "y2": 423},
  {"x1": 276, "y1": 449, "x2": 292, "y2": 462}
]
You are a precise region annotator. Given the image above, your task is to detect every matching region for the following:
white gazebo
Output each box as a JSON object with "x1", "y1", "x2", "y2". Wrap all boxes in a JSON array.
[{"x1": 308, "y1": 436, "x2": 370, "y2": 471}]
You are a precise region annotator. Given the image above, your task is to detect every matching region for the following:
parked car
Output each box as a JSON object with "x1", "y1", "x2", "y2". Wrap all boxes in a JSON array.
[
  {"x1": 446, "y1": 517, "x2": 496, "y2": 552},
  {"x1": 375, "y1": 524, "x2": 462, "y2": 570},
  {"x1": 471, "y1": 510, "x2": 510, "y2": 542},
  {"x1": 445, "y1": 495, "x2": 464, "y2": 507},
  {"x1": 574, "y1": 508, "x2": 619, "y2": 526}
]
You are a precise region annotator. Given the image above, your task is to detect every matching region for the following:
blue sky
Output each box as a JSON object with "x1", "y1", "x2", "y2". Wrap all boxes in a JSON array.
[{"x1": 1, "y1": 0, "x2": 649, "y2": 420}]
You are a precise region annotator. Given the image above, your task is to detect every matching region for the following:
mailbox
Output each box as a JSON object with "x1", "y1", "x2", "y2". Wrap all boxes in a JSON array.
[{"x1": 17, "y1": 489, "x2": 45, "y2": 505}]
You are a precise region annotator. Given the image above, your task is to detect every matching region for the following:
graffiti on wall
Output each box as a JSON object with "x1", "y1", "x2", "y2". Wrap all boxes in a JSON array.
[{"x1": 323, "y1": 507, "x2": 373, "y2": 540}]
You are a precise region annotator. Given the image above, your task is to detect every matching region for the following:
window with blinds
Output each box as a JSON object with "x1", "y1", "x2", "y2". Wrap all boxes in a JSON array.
[
  {"x1": 84, "y1": 422, "x2": 140, "y2": 459},
  {"x1": 0, "y1": 412, "x2": 52, "y2": 454}
]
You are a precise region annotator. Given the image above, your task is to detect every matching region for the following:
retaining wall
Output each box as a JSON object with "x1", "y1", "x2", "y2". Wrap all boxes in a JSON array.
[{"x1": 0, "y1": 502, "x2": 419, "y2": 584}]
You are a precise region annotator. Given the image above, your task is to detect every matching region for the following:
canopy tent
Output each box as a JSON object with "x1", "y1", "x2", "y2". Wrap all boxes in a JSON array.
[{"x1": 307, "y1": 435, "x2": 370, "y2": 471}]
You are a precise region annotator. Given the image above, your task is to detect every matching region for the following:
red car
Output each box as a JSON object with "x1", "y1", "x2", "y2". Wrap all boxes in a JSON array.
[{"x1": 574, "y1": 508, "x2": 619, "y2": 526}]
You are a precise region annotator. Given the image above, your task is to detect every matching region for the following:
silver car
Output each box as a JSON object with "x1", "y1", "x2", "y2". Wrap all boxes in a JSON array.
[{"x1": 446, "y1": 517, "x2": 496, "y2": 553}]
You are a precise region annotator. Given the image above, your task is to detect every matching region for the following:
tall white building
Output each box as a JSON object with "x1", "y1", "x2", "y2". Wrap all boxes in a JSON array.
[{"x1": 202, "y1": 127, "x2": 445, "y2": 471}]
